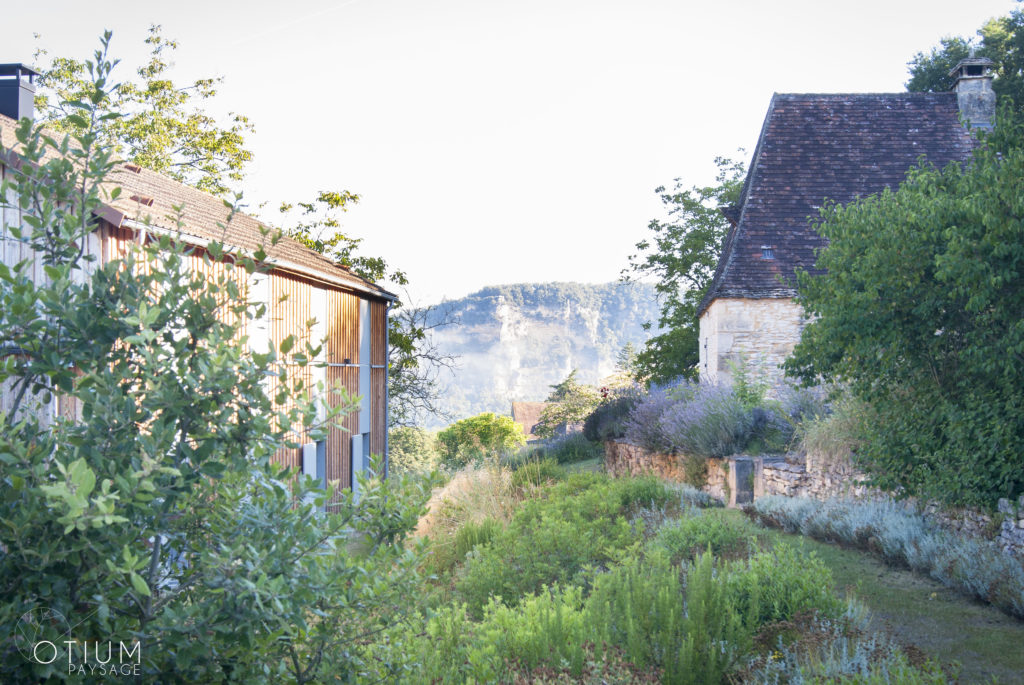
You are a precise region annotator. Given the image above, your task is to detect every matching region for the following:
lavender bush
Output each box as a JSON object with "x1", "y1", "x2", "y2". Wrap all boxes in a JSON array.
[
  {"x1": 624, "y1": 380, "x2": 794, "y2": 458},
  {"x1": 750, "y1": 496, "x2": 1024, "y2": 619}
]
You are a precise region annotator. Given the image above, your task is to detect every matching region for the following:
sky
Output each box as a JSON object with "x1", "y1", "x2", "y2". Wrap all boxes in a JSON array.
[{"x1": 5, "y1": 0, "x2": 1017, "y2": 305}]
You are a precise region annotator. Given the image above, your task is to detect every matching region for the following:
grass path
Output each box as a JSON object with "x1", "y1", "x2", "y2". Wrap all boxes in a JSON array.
[{"x1": 718, "y1": 509, "x2": 1024, "y2": 683}]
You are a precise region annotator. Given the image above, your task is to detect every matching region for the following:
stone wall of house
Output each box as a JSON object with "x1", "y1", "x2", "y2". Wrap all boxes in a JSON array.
[
  {"x1": 605, "y1": 440, "x2": 1024, "y2": 557},
  {"x1": 698, "y1": 297, "x2": 805, "y2": 387}
]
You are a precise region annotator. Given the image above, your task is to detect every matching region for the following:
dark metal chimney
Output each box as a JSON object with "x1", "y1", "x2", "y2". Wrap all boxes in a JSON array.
[{"x1": 0, "y1": 63, "x2": 40, "y2": 122}]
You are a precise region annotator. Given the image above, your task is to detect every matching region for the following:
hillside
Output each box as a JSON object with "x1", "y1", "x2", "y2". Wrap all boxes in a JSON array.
[{"x1": 422, "y1": 282, "x2": 659, "y2": 426}]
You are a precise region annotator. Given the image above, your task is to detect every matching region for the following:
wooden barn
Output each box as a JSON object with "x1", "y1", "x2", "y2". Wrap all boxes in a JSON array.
[{"x1": 0, "y1": 63, "x2": 393, "y2": 497}]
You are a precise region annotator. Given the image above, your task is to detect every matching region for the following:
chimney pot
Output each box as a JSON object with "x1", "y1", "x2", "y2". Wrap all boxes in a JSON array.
[
  {"x1": 0, "y1": 63, "x2": 40, "y2": 122},
  {"x1": 949, "y1": 56, "x2": 996, "y2": 129}
]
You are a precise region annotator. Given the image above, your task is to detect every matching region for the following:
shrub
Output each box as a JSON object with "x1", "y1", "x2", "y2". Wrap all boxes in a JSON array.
[
  {"x1": 750, "y1": 496, "x2": 1024, "y2": 619},
  {"x1": 510, "y1": 457, "x2": 567, "y2": 489},
  {"x1": 539, "y1": 432, "x2": 605, "y2": 464},
  {"x1": 415, "y1": 464, "x2": 518, "y2": 573},
  {"x1": 653, "y1": 511, "x2": 759, "y2": 563},
  {"x1": 798, "y1": 392, "x2": 869, "y2": 464},
  {"x1": 388, "y1": 425, "x2": 441, "y2": 474},
  {"x1": 436, "y1": 412, "x2": 527, "y2": 469},
  {"x1": 623, "y1": 385, "x2": 678, "y2": 453},
  {"x1": 455, "y1": 477, "x2": 643, "y2": 617},
  {"x1": 725, "y1": 544, "x2": 846, "y2": 629},
  {"x1": 625, "y1": 380, "x2": 793, "y2": 459},
  {"x1": 583, "y1": 388, "x2": 642, "y2": 442},
  {"x1": 454, "y1": 517, "x2": 503, "y2": 561},
  {"x1": 741, "y1": 611, "x2": 953, "y2": 684}
]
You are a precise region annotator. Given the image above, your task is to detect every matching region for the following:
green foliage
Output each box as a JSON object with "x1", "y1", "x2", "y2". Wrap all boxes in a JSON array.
[
  {"x1": 652, "y1": 511, "x2": 759, "y2": 564},
  {"x1": 455, "y1": 477, "x2": 641, "y2": 617},
  {"x1": 725, "y1": 544, "x2": 847, "y2": 629},
  {"x1": 0, "y1": 38, "x2": 434, "y2": 682},
  {"x1": 436, "y1": 412, "x2": 526, "y2": 469},
  {"x1": 907, "y1": 10, "x2": 1024, "y2": 111},
  {"x1": 624, "y1": 156, "x2": 746, "y2": 385},
  {"x1": 583, "y1": 386, "x2": 641, "y2": 442},
  {"x1": 750, "y1": 496, "x2": 1024, "y2": 619},
  {"x1": 510, "y1": 457, "x2": 567, "y2": 489},
  {"x1": 798, "y1": 392, "x2": 869, "y2": 464},
  {"x1": 388, "y1": 425, "x2": 441, "y2": 474},
  {"x1": 454, "y1": 517, "x2": 503, "y2": 560},
  {"x1": 786, "y1": 111, "x2": 1024, "y2": 507},
  {"x1": 35, "y1": 25, "x2": 253, "y2": 196},
  {"x1": 533, "y1": 369, "x2": 602, "y2": 439},
  {"x1": 533, "y1": 431, "x2": 606, "y2": 464}
]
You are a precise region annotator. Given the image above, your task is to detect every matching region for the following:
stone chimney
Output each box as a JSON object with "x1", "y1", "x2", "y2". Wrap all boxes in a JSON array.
[
  {"x1": 949, "y1": 55, "x2": 996, "y2": 129},
  {"x1": 0, "y1": 64, "x2": 39, "y2": 122}
]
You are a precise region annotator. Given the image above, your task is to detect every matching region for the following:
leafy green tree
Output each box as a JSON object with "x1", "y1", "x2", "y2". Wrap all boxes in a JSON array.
[
  {"x1": 785, "y1": 111, "x2": 1024, "y2": 508},
  {"x1": 907, "y1": 9, "x2": 1024, "y2": 110},
  {"x1": 624, "y1": 156, "x2": 745, "y2": 385},
  {"x1": 388, "y1": 425, "x2": 441, "y2": 474},
  {"x1": 34, "y1": 25, "x2": 253, "y2": 196},
  {"x1": 436, "y1": 413, "x2": 526, "y2": 469},
  {"x1": 0, "y1": 36, "x2": 432, "y2": 682},
  {"x1": 533, "y1": 370, "x2": 602, "y2": 439}
]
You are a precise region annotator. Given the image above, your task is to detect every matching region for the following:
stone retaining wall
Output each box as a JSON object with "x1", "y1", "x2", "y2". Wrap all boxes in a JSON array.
[{"x1": 605, "y1": 440, "x2": 1024, "y2": 557}]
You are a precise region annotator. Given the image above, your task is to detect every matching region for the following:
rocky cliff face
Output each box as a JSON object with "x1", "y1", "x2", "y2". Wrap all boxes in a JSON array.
[{"x1": 422, "y1": 282, "x2": 659, "y2": 426}]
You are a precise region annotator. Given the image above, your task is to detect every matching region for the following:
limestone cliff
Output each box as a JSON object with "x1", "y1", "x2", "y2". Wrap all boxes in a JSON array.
[{"x1": 422, "y1": 282, "x2": 659, "y2": 426}]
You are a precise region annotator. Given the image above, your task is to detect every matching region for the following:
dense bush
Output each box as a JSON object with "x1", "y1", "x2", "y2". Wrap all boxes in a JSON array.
[
  {"x1": 652, "y1": 510, "x2": 759, "y2": 563},
  {"x1": 750, "y1": 496, "x2": 1024, "y2": 618},
  {"x1": 388, "y1": 425, "x2": 441, "y2": 474},
  {"x1": 510, "y1": 456, "x2": 567, "y2": 489},
  {"x1": 436, "y1": 412, "x2": 527, "y2": 469},
  {"x1": 535, "y1": 432, "x2": 605, "y2": 464},
  {"x1": 583, "y1": 387, "x2": 642, "y2": 442},
  {"x1": 785, "y1": 111, "x2": 1024, "y2": 508},
  {"x1": 455, "y1": 476, "x2": 662, "y2": 616},
  {"x1": 624, "y1": 380, "x2": 793, "y2": 459}
]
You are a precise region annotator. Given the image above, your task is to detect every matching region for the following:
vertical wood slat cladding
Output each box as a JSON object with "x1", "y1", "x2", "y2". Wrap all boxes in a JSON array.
[
  {"x1": 267, "y1": 273, "x2": 313, "y2": 472},
  {"x1": 371, "y1": 367, "x2": 386, "y2": 457},
  {"x1": 325, "y1": 290, "x2": 361, "y2": 503},
  {"x1": 328, "y1": 290, "x2": 360, "y2": 364},
  {"x1": 371, "y1": 301, "x2": 387, "y2": 366}
]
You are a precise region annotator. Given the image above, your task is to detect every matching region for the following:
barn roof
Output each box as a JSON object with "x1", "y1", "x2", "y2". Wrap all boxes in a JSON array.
[
  {"x1": 0, "y1": 112, "x2": 396, "y2": 301},
  {"x1": 699, "y1": 92, "x2": 977, "y2": 315}
]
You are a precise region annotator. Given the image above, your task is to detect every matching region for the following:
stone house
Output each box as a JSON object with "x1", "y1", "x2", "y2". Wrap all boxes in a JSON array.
[
  {"x1": 698, "y1": 57, "x2": 994, "y2": 387},
  {"x1": 0, "y1": 63, "x2": 394, "y2": 500}
]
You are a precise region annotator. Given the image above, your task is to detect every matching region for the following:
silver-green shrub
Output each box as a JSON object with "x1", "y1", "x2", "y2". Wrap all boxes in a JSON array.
[{"x1": 751, "y1": 496, "x2": 1024, "y2": 618}]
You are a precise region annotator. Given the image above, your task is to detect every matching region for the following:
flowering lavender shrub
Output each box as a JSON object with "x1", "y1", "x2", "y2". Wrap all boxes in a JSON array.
[
  {"x1": 625, "y1": 379, "x2": 795, "y2": 458},
  {"x1": 660, "y1": 383, "x2": 753, "y2": 457},
  {"x1": 623, "y1": 385, "x2": 677, "y2": 453}
]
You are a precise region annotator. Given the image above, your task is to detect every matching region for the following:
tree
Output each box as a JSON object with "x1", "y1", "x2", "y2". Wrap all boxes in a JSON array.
[
  {"x1": 785, "y1": 111, "x2": 1024, "y2": 508},
  {"x1": 0, "y1": 36, "x2": 432, "y2": 682},
  {"x1": 388, "y1": 425, "x2": 441, "y2": 474},
  {"x1": 34, "y1": 25, "x2": 254, "y2": 196},
  {"x1": 907, "y1": 9, "x2": 1024, "y2": 110},
  {"x1": 533, "y1": 369, "x2": 602, "y2": 439},
  {"x1": 436, "y1": 413, "x2": 526, "y2": 469},
  {"x1": 39, "y1": 29, "x2": 456, "y2": 428},
  {"x1": 623, "y1": 156, "x2": 745, "y2": 386}
]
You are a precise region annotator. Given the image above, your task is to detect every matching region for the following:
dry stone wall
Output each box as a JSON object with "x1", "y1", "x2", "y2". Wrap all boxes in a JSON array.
[{"x1": 605, "y1": 440, "x2": 1024, "y2": 557}]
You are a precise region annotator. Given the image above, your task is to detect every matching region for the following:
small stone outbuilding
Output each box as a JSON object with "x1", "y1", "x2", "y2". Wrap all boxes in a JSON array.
[{"x1": 698, "y1": 58, "x2": 994, "y2": 386}]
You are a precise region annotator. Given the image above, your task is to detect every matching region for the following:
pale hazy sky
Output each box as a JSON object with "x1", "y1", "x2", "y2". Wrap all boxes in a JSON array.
[{"x1": 5, "y1": 0, "x2": 1015, "y2": 304}]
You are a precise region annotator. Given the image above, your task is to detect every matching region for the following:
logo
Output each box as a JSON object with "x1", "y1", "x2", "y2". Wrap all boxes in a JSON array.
[{"x1": 15, "y1": 607, "x2": 142, "y2": 677}]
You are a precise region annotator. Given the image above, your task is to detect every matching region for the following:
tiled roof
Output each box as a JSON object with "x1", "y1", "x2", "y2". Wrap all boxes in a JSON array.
[
  {"x1": 699, "y1": 93, "x2": 976, "y2": 314},
  {"x1": 511, "y1": 401, "x2": 548, "y2": 441},
  {"x1": 0, "y1": 113, "x2": 395, "y2": 301}
]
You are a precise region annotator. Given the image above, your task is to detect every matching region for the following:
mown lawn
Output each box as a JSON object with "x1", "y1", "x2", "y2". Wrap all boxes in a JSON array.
[{"x1": 714, "y1": 508, "x2": 1024, "y2": 684}]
